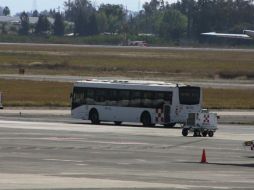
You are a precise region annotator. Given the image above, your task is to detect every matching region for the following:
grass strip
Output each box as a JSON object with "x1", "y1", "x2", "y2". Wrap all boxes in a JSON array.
[
  {"x1": 0, "y1": 79, "x2": 253, "y2": 109},
  {"x1": 0, "y1": 44, "x2": 253, "y2": 79},
  {"x1": 0, "y1": 79, "x2": 72, "y2": 107}
]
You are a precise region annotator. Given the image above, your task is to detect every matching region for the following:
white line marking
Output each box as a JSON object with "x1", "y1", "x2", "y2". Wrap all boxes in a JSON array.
[{"x1": 43, "y1": 159, "x2": 84, "y2": 163}]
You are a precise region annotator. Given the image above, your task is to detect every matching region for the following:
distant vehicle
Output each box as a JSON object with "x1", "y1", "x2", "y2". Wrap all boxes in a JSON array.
[
  {"x1": 138, "y1": 33, "x2": 155, "y2": 37},
  {"x1": 64, "y1": 33, "x2": 75, "y2": 37},
  {"x1": 128, "y1": 41, "x2": 148, "y2": 47},
  {"x1": 202, "y1": 30, "x2": 254, "y2": 40},
  {"x1": 71, "y1": 79, "x2": 202, "y2": 127},
  {"x1": 101, "y1": 32, "x2": 118, "y2": 36}
]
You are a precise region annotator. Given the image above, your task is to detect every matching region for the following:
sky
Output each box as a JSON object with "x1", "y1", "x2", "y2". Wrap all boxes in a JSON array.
[{"x1": 0, "y1": 0, "x2": 177, "y2": 15}]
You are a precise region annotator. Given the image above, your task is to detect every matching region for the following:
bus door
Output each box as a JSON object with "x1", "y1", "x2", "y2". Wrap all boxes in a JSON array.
[{"x1": 164, "y1": 104, "x2": 171, "y2": 123}]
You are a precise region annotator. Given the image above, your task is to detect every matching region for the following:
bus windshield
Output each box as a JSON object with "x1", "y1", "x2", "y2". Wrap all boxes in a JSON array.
[{"x1": 179, "y1": 87, "x2": 200, "y2": 105}]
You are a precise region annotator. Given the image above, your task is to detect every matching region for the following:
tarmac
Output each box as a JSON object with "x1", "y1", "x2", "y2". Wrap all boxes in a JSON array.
[
  {"x1": 0, "y1": 43, "x2": 253, "y2": 189},
  {"x1": 0, "y1": 109, "x2": 253, "y2": 189},
  {"x1": 1, "y1": 108, "x2": 254, "y2": 124}
]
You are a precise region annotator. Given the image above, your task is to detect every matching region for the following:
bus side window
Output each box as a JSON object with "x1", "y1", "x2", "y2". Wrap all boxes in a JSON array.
[
  {"x1": 80, "y1": 88, "x2": 86, "y2": 105},
  {"x1": 164, "y1": 92, "x2": 172, "y2": 105},
  {"x1": 95, "y1": 89, "x2": 107, "y2": 105},
  {"x1": 104, "y1": 89, "x2": 111, "y2": 106},
  {"x1": 109, "y1": 90, "x2": 118, "y2": 106},
  {"x1": 73, "y1": 87, "x2": 82, "y2": 105},
  {"x1": 143, "y1": 91, "x2": 153, "y2": 108},
  {"x1": 154, "y1": 92, "x2": 164, "y2": 108},
  {"x1": 72, "y1": 88, "x2": 77, "y2": 104},
  {"x1": 130, "y1": 91, "x2": 141, "y2": 107},
  {"x1": 118, "y1": 90, "x2": 130, "y2": 107},
  {"x1": 86, "y1": 88, "x2": 95, "y2": 105}
]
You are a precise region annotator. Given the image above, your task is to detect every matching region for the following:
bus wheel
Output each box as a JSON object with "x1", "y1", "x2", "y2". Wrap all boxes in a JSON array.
[
  {"x1": 164, "y1": 123, "x2": 176, "y2": 128},
  {"x1": 114, "y1": 121, "x2": 122, "y2": 125},
  {"x1": 182, "y1": 129, "x2": 188, "y2": 136},
  {"x1": 141, "y1": 111, "x2": 152, "y2": 127},
  {"x1": 208, "y1": 131, "x2": 214, "y2": 137},
  {"x1": 89, "y1": 109, "x2": 100, "y2": 124}
]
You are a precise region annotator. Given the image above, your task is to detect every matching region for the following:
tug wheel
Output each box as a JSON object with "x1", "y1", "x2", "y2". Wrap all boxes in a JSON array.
[
  {"x1": 202, "y1": 131, "x2": 208, "y2": 137},
  {"x1": 208, "y1": 131, "x2": 214, "y2": 137},
  {"x1": 193, "y1": 130, "x2": 201, "y2": 137}
]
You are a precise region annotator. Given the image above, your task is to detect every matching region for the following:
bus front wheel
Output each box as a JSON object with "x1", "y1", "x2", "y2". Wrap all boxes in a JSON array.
[
  {"x1": 182, "y1": 128, "x2": 188, "y2": 136},
  {"x1": 89, "y1": 109, "x2": 100, "y2": 124},
  {"x1": 141, "y1": 112, "x2": 152, "y2": 127}
]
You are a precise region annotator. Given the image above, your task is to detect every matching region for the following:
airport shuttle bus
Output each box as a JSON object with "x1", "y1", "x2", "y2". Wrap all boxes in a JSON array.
[{"x1": 71, "y1": 79, "x2": 202, "y2": 127}]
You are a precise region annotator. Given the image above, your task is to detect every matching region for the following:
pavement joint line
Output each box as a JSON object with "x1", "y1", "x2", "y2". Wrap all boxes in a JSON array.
[
  {"x1": 169, "y1": 139, "x2": 208, "y2": 149},
  {"x1": 43, "y1": 158, "x2": 84, "y2": 163}
]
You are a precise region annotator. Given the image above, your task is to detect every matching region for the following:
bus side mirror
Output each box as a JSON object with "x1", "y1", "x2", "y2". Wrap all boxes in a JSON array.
[{"x1": 70, "y1": 93, "x2": 73, "y2": 99}]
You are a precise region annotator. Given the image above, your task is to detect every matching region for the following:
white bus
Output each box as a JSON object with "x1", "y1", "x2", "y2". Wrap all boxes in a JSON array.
[{"x1": 71, "y1": 79, "x2": 202, "y2": 127}]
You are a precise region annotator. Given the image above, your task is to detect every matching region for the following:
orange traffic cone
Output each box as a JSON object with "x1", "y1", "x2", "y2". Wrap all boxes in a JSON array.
[{"x1": 201, "y1": 149, "x2": 208, "y2": 163}]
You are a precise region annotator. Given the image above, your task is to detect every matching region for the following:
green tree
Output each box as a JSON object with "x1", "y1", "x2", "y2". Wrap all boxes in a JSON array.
[
  {"x1": 64, "y1": 0, "x2": 74, "y2": 21},
  {"x1": 64, "y1": 0, "x2": 95, "y2": 36},
  {"x1": 35, "y1": 15, "x2": 51, "y2": 34},
  {"x1": 53, "y1": 12, "x2": 65, "y2": 36},
  {"x1": 19, "y1": 12, "x2": 30, "y2": 35},
  {"x1": 74, "y1": 8, "x2": 88, "y2": 36},
  {"x1": 49, "y1": 9, "x2": 57, "y2": 18},
  {"x1": 3, "y1": 6, "x2": 10, "y2": 16},
  {"x1": 96, "y1": 11, "x2": 108, "y2": 33},
  {"x1": 173, "y1": 0, "x2": 196, "y2": 38},
  {"x1": 159, "y1": 9, "x2": 187, "y2": 41},
  {"x1": 98, "y1": 4, "x2": 125, "y2": 33},
  {"x1": 135, "y1": 0, "x2": 164, "y2": 34},
  {"x1": 1, "y1": 23, "x2": 7, "y2": 34},
  {"x1": 32, "y1": 10, "x2": 39, "y2": 17},
  {"x1": 88, "y1": 13, "x2": 98, "y2": 35}
]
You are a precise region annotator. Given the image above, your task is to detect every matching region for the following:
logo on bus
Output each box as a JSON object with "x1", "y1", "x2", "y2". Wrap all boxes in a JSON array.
[{"x1": 156, "y1": 108, "x2": 164, "y2": 123}]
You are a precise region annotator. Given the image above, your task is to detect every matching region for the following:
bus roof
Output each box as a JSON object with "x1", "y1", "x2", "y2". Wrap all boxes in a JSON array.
[{"x1": 74, "y1": 79, "x2": 187, "y2": 91}]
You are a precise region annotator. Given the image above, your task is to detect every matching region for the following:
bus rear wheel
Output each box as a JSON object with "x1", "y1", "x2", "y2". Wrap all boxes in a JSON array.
[
  {"x1": 89, "y1": 109, "x2": 100, "y2": 124},
  {"x1": 141, "y1": 112, "x2": 152, "y2": 127}
]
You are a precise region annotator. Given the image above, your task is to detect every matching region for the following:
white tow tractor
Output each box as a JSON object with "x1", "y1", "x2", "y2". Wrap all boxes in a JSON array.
[
  {"x1": 243, "y1": 140, "x2": 254, "y2": 151},
  {"x1": 182, "y1": 109, "x2": 218, "y2": 137}
]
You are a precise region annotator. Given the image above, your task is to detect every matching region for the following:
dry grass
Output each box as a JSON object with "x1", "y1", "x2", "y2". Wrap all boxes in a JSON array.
[
  {"x1": 0, "y1": 79, "x2": 253, "y2": 109},
  {"x1": 203, "y1": 88, "x2": 254, "y2": 109},
  {"x1": 0, "y1": 79, "x2": 72, "y2": 107},
  {"x1": 0, "y1": 44, "x2": 253, "y2": 79}
]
